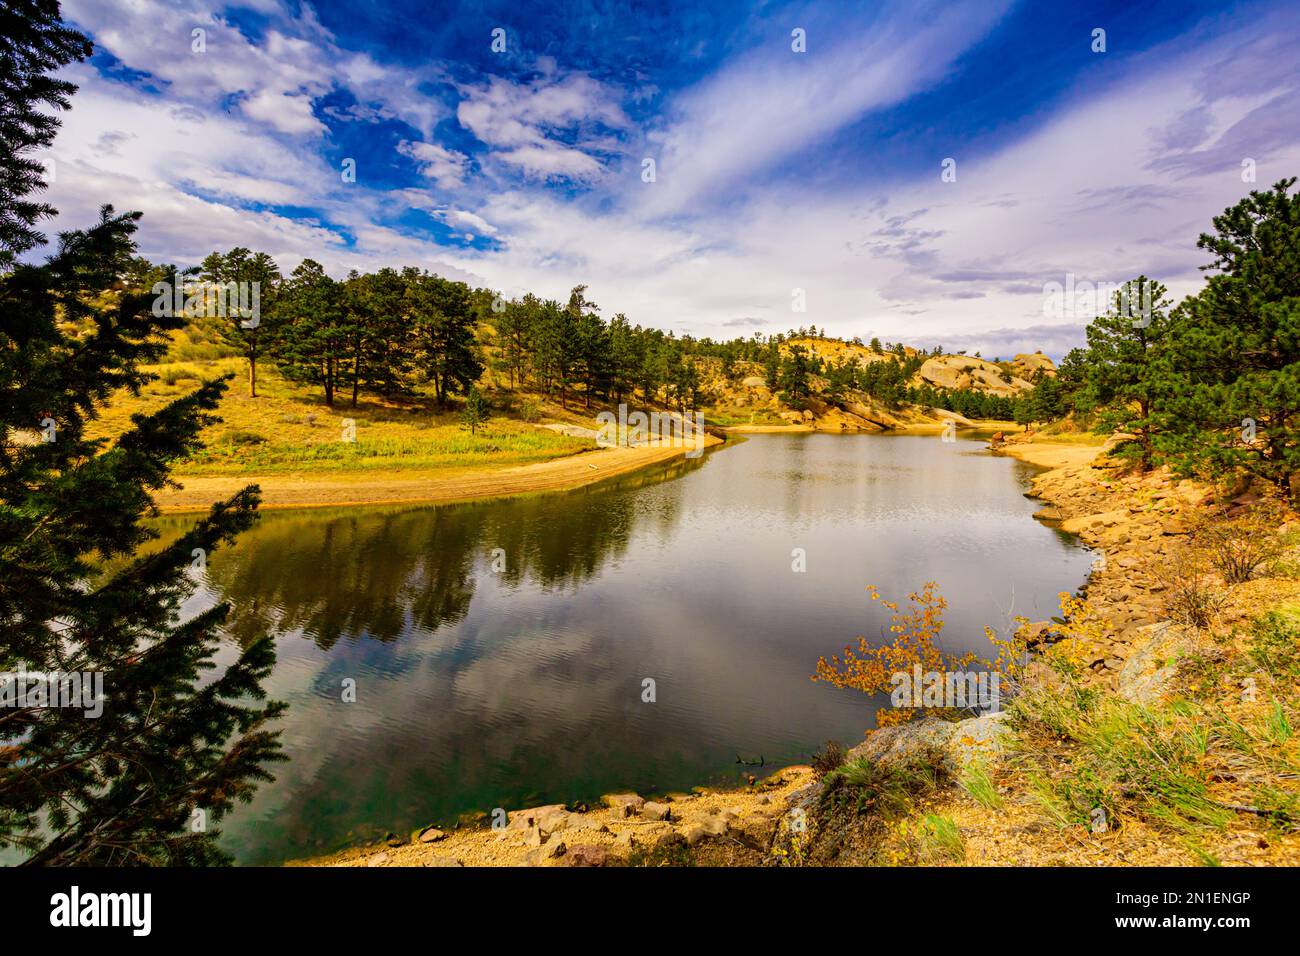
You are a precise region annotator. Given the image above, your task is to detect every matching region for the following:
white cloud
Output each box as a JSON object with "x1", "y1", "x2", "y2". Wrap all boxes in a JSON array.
[
  {"x1": 62, "y1": 0, "x2": 446, "y2": 139},
  {"x1": 241, "y1": 89, "x2": 326, "y2": 136},
  {"x1": 398, "y1": 141, "x2": 469, "y2": 189},
  {"x1": 456, "y1": 73, "x2": 629, "y2": 182},
  {"x1": 441, "y1": 8, "x2": 1300, "y2": 349},
  {"x1": 39, "y1": 68, "x2": 477, "y2": 285},
  {"x1": 495, "y1": 144, "x2": 605, "y2": 181},
  {"x1": 42, "y1": 0, "x2": 1300, "y2": 355}
]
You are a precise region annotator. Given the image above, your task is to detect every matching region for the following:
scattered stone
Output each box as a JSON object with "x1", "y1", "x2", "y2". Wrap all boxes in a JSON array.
[
  {"x1": 507, "y1": 804, "x2": 567, "y2": 833},
  {"x1": 366, "y1": 852, "x2": 390, "y2": 867},
  {"x1": 602, "y1": 793, "x2": 646, "y2": 817},
  {"x1": 416, "y1": 826, "x2": 446, "y2": 844},
  {"x1": 642, "y1": 801, "x2": 672, "y2": 821},
  {"x1": 1021, "y1": 620, "x2": 1056, "y2": 646},
  {"x1": 566, "y1": 844, "x2": 608, "y2": 867},
  {"x1": 699, "y1": 814, "x2": 731, "y2": 837},
  {"x1": 423, "y1": 857, "x2": 463, "y2": 867}
]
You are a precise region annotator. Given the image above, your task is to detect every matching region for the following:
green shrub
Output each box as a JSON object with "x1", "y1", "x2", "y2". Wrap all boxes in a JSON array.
[{"x1": 219, "y1": 429, "x2": 268, "y2": 446}]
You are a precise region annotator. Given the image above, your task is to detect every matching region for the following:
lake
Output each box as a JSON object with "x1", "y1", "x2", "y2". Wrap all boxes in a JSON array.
[{"x1": 180, "y1": 432, "x2": 1092, "y2": 864}]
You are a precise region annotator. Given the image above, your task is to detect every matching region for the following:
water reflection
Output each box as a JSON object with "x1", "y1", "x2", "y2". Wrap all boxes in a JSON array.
[{"x1": 180, "y1": 435, "x2": 1089, "y2": 864}]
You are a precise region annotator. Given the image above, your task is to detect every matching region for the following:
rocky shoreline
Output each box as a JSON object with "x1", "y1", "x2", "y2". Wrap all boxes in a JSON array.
[
  {"x1": 294, "y1": 436, "x2": 1296, "y2": 867},
  {"x1": 290, "y1": 766, "x2": 819, "y2": 868}
]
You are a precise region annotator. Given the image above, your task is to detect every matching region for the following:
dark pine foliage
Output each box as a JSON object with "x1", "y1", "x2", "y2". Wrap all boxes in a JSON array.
[
  {"x1": 0, "y1": 0, "x2": 91, "y2": 267},
  {"x1": 0, "y1": 1, "x2": 284, "y2": 866}
]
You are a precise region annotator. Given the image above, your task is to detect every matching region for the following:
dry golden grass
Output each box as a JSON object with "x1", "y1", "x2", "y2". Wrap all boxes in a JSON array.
[{"x1": 86, "y1": 358, "x2": 591, "y2": 476}]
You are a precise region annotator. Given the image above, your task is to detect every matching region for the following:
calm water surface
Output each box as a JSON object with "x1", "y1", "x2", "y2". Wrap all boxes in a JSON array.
[{"x1": 180, "y1": 433, "x2": 1092, "y2": 864}]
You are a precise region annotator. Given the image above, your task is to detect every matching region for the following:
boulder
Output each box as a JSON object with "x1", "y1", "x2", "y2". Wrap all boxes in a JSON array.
[
  {"x1": 1060, "y1": 509, "x2": 1129, "y2": 534},
  {"x1": 1021, "y1": 620, "x2": 1057, "y2": 646},
  {"x1": 507, "y1": 804, "x2": 569, "y2": 836},
  {"x1": 846, "y1": 712, "x2": 1009, "y2": 775},
  {"x1": 699, "y1": 813, "x2": 733, "y2": 837},
  {"x1": 1117, "y1": 621, "x2": 1193, "y2": 705}
]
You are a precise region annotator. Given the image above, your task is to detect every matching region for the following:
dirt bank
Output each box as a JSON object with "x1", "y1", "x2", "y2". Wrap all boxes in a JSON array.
[{"x1": 153, "y1": 435, "x2": 723, "y2": 513}]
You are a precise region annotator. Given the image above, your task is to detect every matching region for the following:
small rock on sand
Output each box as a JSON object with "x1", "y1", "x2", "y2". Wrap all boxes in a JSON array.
[
  {"x1": 566, "y1": 845, "x2": 608, "y2": 867},
  {"x1": 642, "y1": 801, "x2": 672, "y2": 821}
]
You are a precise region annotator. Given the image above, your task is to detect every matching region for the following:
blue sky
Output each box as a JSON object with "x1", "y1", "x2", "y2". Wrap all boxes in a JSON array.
[{"x1": 43, "y1": 0, "x2": 1300, "y2": 356}]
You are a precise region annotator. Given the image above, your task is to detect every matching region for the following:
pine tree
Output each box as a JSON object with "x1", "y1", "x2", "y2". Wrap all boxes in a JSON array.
[
  {"x1": 0, "y1": 2, "x2": 283, "y2": 865},
  {"x1": 198, "y1": 248, "x2": 281, "y2": 397},
  {"x1": 779, "y1": 344, "x2": 812, "y2": 405},
  {"x1": 0, "y1": 0, "x2": 91, "y2": 267},
  {"x1": 1, "y1": 209, "x2": 285, "y2": 864},
  {"x1": 460, "y1": 384, "x2": 490, "y2": 435},
  {"x1": 1160, "y1": 180, "x2": 1300, "y2": 494},
  {"x1": 271, "y1": 258, "x2": 343, "y2": 405},
  {"x1": 607, "y1": 312, "x2": 639, "y2": 404},
  {"x1": 408, "y1": 271, "x2": 483, "y2": 406},
  {"x1": 763, "y1": 340, "x2": 781, "y2": 390},
  {"x1": 570, "y1": 287, "x2": 609, "y2": 408},
  {"x1": 1028, "y1": 371, "x2": 1065, "y2": 424},
  {"x1": 494, "y1": 294, "x2": 535, "y2": 390},
  {"x1": 341, "y1": 267, "x2": 410, "y2": 405},
  {"x1": 1085, "y1": 275, "x2": 1174, "y2": 469}
]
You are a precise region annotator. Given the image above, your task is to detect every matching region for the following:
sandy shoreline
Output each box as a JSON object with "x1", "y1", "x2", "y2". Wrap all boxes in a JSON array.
[
  {"x1": 153, "y1": 426, "x2": 1100, "y2": 515},
  {"x1": 155, "y1": 434, "x2": 723, "y2": 513},
  {"x1": 990, "y1": 438, "x2": 1105, "y2": 470}
]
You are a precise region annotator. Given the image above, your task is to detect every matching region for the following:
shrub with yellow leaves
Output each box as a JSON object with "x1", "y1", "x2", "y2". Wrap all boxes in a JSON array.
[{"x1": 812, "y1": 583, "x2": 1034, "y2": 727}]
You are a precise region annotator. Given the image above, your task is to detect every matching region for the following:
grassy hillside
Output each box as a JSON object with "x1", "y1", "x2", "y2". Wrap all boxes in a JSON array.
[{"x1": 87, "y1": 357, "x2": 592, "y2": 477}]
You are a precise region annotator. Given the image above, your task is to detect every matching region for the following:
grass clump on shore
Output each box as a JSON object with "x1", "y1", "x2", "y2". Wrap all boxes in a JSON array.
[{"x1": 1008, "y1": 610, "x2": 1300, "y2": 847}]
